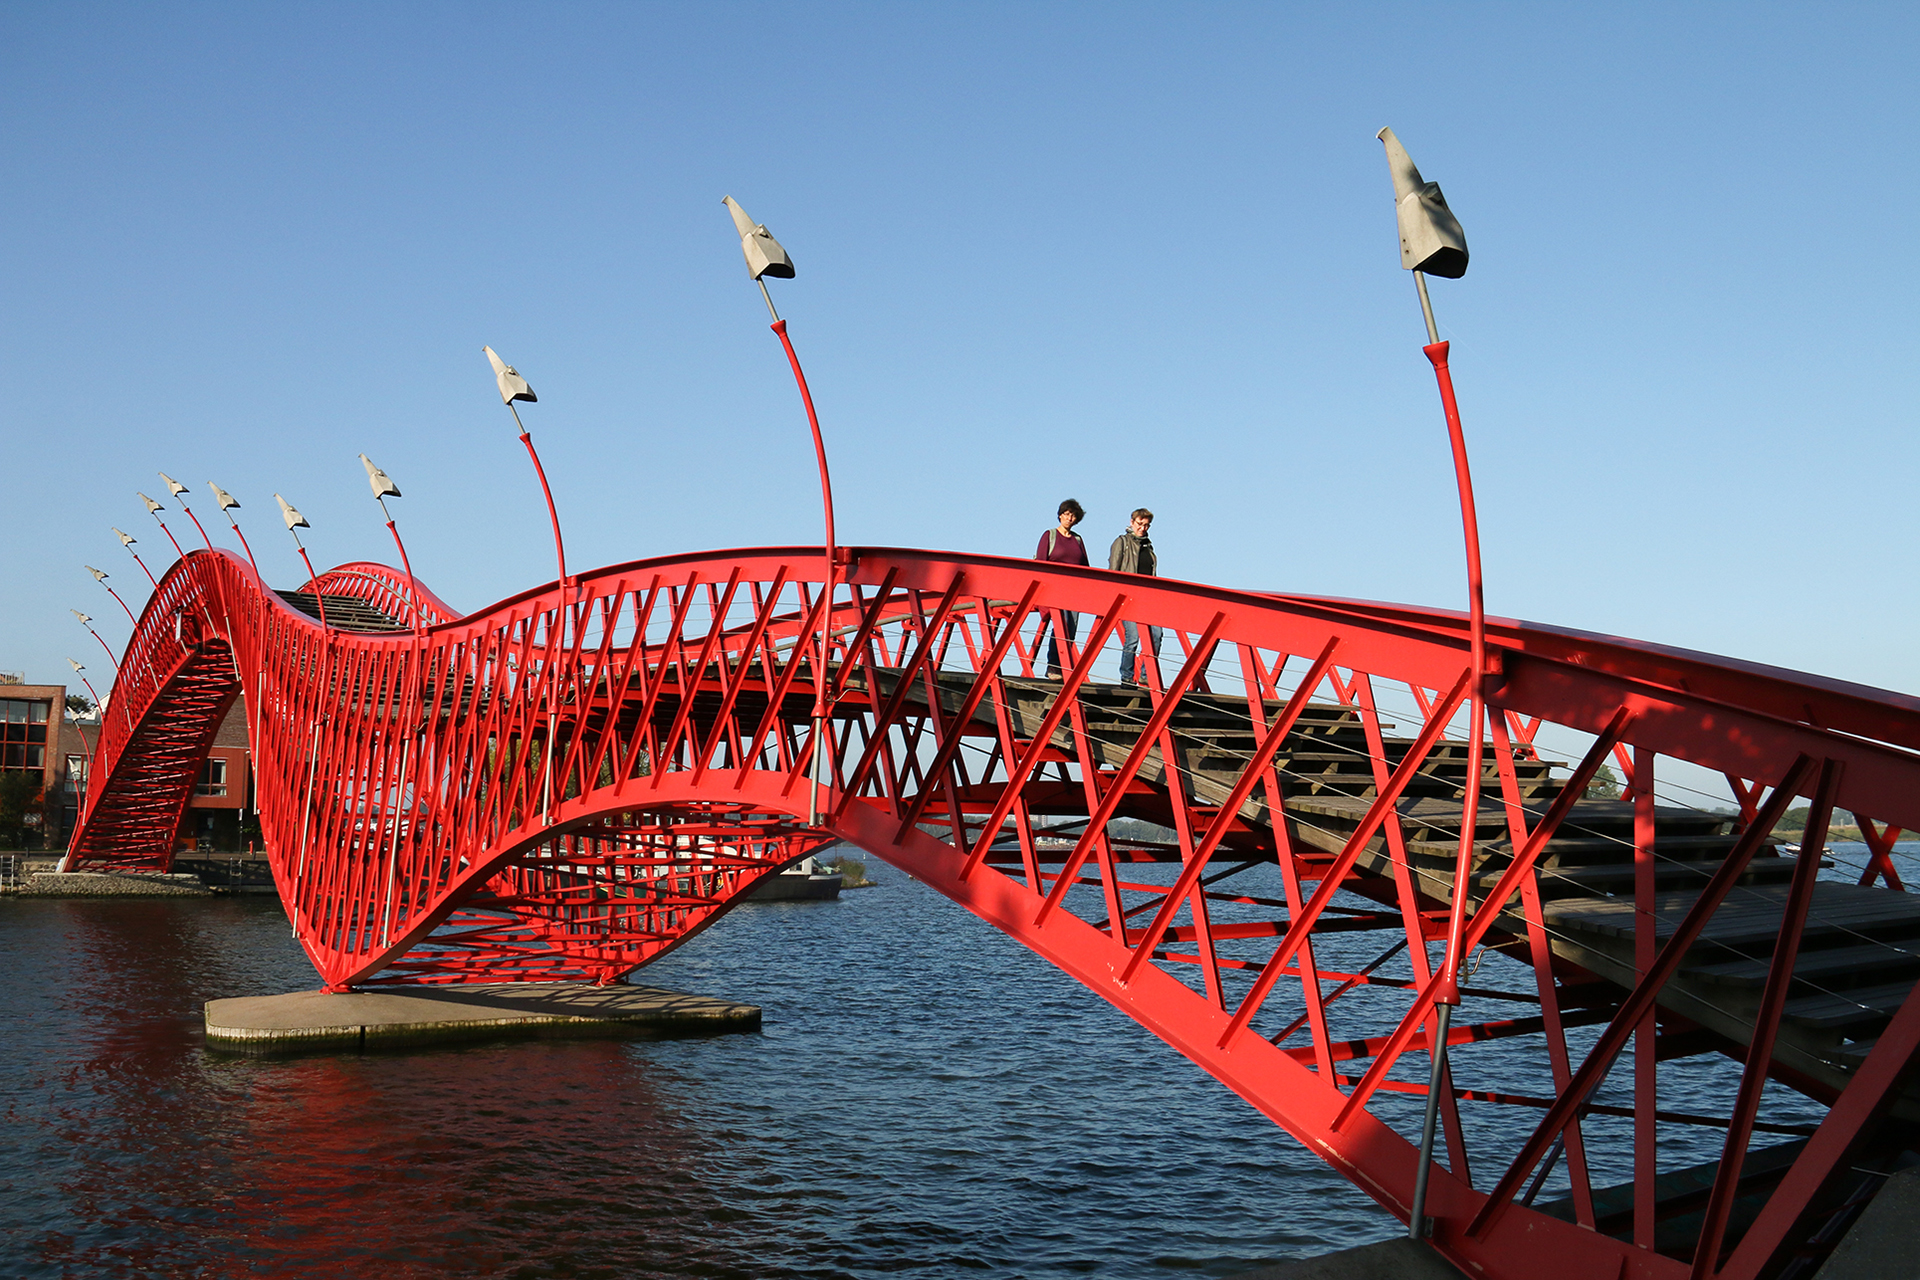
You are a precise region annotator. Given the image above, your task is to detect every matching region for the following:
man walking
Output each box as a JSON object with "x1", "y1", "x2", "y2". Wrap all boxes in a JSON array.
[
  {"x1": 1109, "y1": 508, "x2": 1161, "y2": 687},
  {"x1": 1035, "y1": 499, "x2": 1088, "y2": 677}
]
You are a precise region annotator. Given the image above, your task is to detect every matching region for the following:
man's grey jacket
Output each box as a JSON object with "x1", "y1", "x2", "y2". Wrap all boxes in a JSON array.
[{"x1": 1108, "y1": 532, "x2": 1156, "y2": 576}]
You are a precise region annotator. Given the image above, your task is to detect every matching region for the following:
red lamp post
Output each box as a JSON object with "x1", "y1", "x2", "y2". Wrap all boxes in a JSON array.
[
  {"x1": 159, "y1": 472, "x2": 215, "y2": 550},
  {"x1": 1378, "y1": 125, "x2": 1480, "y2": 1241},
  {"x1": 276, "y1": 495, "x2": 329, "y2": 630},
  {"x1": 139, "y1": 491, "x2": 188, "y2": 562},
  {"x1": 71, "y1": 609, "x2": 119, "y2": 672},
  {"x1": 723, "y1": 195, "x2": 838, "y2": 827},
  {"x1": 209, "y1": 483, "x2": 263, "y2": 579},
  {"x1": 59, "y1": 657, "x2": 103, "y2": 873},
  {"x1": 482, "y1": 346, "x2": 571, "y2": 595},
  {"x1": 358, "y1": 454, "x2": 425, "y2": 636},
  {"x1": 66, "y1": 658, "x2": 105, "y2": 730},
  {"x1": 85, "y1": 565, "x2": 138, "y2": 626},
  {"x1": 115, "y1": 525, "x2": 161, "y2": 589}
]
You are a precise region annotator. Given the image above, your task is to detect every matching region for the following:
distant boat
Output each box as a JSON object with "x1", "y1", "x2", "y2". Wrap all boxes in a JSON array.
[{"x1": 746, "y1": 854, "x2": 844, "y2": 901}]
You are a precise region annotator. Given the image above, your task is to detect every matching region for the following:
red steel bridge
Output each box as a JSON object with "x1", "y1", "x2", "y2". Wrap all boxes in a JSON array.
[{"x1": 67, "y1": 541, "x2": 1920, "y2": 1280}]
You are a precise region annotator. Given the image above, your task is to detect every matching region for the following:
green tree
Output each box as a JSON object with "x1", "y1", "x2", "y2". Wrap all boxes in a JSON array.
[
  {"x1": 1585, "y1": 763, "x2": 1622, "y2": 800},
  {"x1": 822, "y1": 856, "x2": 868, "y2": 886}
]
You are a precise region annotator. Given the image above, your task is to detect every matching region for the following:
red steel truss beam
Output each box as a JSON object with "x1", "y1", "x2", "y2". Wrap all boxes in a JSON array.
[{"x1": 70, "y1": 543, "x2": 1920, "y2": 1280}]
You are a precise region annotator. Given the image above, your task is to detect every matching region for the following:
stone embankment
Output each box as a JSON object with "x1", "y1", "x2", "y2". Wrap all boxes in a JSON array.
[
  {"x1": 13, "y1": 870, "x2": 215, "y2": 897},
  {"x1": 2, "y1": 854, "x2": 278, "y2": 896}
]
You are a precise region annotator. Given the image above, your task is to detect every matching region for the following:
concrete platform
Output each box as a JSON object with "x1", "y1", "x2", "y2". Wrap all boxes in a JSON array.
[
  {"x1": 1817, "y1": 1166, "x2": 1920, "y2": 1279},
  {"x1": 203, "y1": 982, "x2": 761, "y2": 1055},
  {"x1": 1227, "y1": 1238, "x2": 1464, "y2": 1280}
]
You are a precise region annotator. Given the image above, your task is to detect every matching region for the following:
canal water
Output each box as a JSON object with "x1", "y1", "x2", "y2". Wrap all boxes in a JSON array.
[{"x1": 0, "y1": 861, "x2": 1395, "y2": 1279}]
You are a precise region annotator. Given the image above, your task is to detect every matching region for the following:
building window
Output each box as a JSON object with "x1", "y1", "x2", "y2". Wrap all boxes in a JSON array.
[
  {"x1": 196, "y1": 757, "x2": 228, "y2": 798},
  {"x1": 0, "y1": 699, "x2": 50, "y2": 773}
]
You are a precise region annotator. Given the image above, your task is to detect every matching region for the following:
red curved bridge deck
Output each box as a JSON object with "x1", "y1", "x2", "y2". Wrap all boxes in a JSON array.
[{"x1": 70, "y1": 544, "x2": 1920, "y2": 1280}]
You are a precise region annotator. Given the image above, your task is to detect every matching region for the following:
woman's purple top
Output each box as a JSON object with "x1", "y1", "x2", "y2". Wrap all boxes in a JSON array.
[{"x1": 1035, "y1": 527, "x2": 1090, "y2": 566}]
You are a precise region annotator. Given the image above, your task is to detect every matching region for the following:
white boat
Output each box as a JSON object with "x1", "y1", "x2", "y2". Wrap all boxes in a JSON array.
[{"x1": 746, "y1": 854, "x2": 844, "y2": 901}]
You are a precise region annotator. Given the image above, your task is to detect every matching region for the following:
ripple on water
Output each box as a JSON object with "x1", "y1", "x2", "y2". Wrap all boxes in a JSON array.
[{"x1": 3, "y1": 868, "x2": 1418, "y2": 1278}]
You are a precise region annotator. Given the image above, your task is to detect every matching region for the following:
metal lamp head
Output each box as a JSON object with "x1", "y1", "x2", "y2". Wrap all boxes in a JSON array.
[
  {"x1": 113, "y1": 527, "x2": 137, "y2": 547},
  {"x1": 359, "y1": 454, "x2": 402, "y2": 500},
  {"x1": 86, "y1": 565, "x2": 108, "y2": 583},
  {"x1": 1377, "y1": 127, "x2": 1469, "y2": 279},
  {"x1": 71, "y1": 609, "x2": 92, "y2": 625},
  {"x1": 275, "y1": 494, "x2": 310, "y2": 531},
  {"x1": 483, "y1": 346, "x2": 537, "y2": 406},
  {"x1": 159, "y1": 472, "x2": 189, "y2": 499},
  {"x1": 209, "y1": 483, "x2": 240, "y2": 512},
  {"x1": 722, "y1": 195, "x2": 795, "y2": 280},
  {"x1": 67, "y1": 658, "x2": 84, "y2": 674},
  {"x1": 139, "y1": 492, "x2": 164, "y2": 515}
]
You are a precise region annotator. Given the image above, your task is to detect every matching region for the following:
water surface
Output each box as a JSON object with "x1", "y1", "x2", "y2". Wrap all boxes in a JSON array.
[{"x1": 1, "y1": 864, "x2": 1390, "y2": 1279}]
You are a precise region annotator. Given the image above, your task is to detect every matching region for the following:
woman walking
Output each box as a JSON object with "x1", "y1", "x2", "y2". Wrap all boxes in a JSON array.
[{"x1": 1034, "y1": 499, "x2": 1088, "y2": 677}]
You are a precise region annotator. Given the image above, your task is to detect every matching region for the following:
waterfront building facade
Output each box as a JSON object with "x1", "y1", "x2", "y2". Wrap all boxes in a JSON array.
[
  {"x1": 0, "y1": 675, "x2": 251, "y2": 851},
  {"x1": 0, "y1": 679, "x2": 93, "y2": 848}
]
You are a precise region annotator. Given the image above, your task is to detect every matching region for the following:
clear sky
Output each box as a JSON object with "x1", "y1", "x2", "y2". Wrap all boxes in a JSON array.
[{"x1": 4, "y1": 4, "x2": 1915, "y2": 734}]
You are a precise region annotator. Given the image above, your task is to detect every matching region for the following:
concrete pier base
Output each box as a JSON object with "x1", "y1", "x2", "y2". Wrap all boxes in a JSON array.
[
  {"x1": 1227, "y1": 1239, "x2": 1464, "y2": 1280},
  {"x1": 1816, "y1": 1166, "x2": 1920, "y2": 1278},
  {"x1": 204, "y1": 983, "x2": 761, "y2": 1056}
]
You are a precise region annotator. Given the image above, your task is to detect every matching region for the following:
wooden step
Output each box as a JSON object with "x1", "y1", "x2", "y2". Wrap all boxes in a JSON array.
[{"x1": 1687, "y1": 939, "x2": 1920, "y2": 990}]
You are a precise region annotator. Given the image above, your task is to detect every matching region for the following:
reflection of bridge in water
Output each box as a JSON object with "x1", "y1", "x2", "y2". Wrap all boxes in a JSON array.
[{"x1": 69, "y1": 543, "x2": 1920, "y2": 1280}]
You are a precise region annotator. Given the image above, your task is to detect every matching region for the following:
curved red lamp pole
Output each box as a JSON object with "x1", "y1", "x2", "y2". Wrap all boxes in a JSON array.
[
  {"x1": 1401, "y1": 272, "x2": 1489, "y2": 1242},
  {"x1": 67, "y1": 660, "x2": 106, "y2": 741},
  {"x1": 294, "y1": 545, "x2": 329, "y2": 629},
  {"x1": 86, "y1": 567, "x2": 138, "y2": 626},
  {"x1": 59, "y1": 660, "x2": 103, "y2": 872},
  {"x1": 1379, "y1": 125, "x2": 1483, "y2": 1241},
  {"x1": 76, "y1": 680, "x2": 105, "y2": 724},
  {"x1": 725, "y1": 195, "x2": 838, "y2": 828},
  {"x1": 160, "y1": 474, "x2": 215, "y2": 550},
  {"x1": 378, "y1": 500, "x2": 423, "y2": 635},
  {"x1": 76, "y1": 678, "x2": 104, "y2": 717},
  {"x1": 72, "y1": 610, "x2": 120, "y2": 673},
  {"x1": 116, "y1": 527, "x2": 161, "y2": 589},
  {"x1": 180, "y1": 503, "x2": 213, "y2": 549},
  {"x1": 228, "y1": 516, "x2": 260, "y2": 576},
  {"x1": 359, "y1": 456, "x2": 426, "y2": 636},
  {"x1": 483, "y1": 349, "x2": 570, "y2": 594},
  {"x1": 1415, "y1": 273, "x2": 1489, "y2": 1016},
  {"x1": 509, "y1": 404, "x2": 569, "y2": 591},
  {"x1": 210, "y1": 484, "x2": 263, "y2": 580},
  {"x1": 276, "y1": 496, "x2": 329, "y2": 632},
  {"x1": 482, "y1": 351, "x2": 570, "y2": 825},
  {"x1": 506, "y1": 419, "x2": 566, "y2": 831},
  {"x1": 69, "y1": 697, "x2": 98, "y2": 828},
  {"x1": 766, "y1": 301, "x2": 838, "y2": 827},
  {"x1": 140, "y1": 492, "x2": 188, "y2": 562}
]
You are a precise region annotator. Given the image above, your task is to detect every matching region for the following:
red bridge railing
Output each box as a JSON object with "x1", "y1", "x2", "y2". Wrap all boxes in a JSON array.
[{"x1": 71, "y1": 544, "x2": 1920, "y2": 1280}]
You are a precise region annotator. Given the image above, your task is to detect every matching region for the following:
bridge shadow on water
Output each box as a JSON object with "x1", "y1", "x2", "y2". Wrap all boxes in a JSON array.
[{"x1": 2, "y1": 862, "x2": 1394, "y2": 1280}]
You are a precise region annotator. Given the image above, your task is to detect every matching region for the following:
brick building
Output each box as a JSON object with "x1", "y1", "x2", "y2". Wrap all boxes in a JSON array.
[
  {"x1": 182, "y1": 700, "x2": 257, "y2": 852},
  {"x1": 0, "y1": 679, "x2": 99, "y2": 848},
  {"x1": 0, "y1": 676, "x2": 253, "y2": 851}
]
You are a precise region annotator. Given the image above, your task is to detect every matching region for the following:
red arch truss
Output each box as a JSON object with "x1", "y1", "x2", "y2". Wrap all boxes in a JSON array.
[{"x1": 71, "y1": 544, "x2": 1920, "y2": 1280}]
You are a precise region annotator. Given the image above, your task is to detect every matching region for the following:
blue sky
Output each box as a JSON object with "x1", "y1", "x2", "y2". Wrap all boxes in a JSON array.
[{"x1": 4, "y1": 3, "x2": 1915, "y2": 723}]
